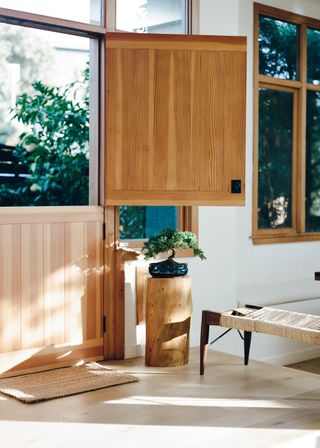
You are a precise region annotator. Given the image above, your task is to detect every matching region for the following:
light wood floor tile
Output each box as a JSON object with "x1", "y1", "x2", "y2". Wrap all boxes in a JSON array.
[{"x1": 0, "y1": 348, "x2": 320, "y2": 448}]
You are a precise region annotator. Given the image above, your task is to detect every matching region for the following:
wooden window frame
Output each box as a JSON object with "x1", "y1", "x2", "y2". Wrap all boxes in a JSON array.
[
  {"x1": 0, "y1": 6, "x2": 105, "y2": 207},
  {"x1": 117, "y1": 206, "x2": 199, "y2": 257},
  {"x1": 253, "y1": 3, "x2": 320, "y2": 244},
  {"x1": 106, "y1": 0, "x2": 198, "y2": 34}
]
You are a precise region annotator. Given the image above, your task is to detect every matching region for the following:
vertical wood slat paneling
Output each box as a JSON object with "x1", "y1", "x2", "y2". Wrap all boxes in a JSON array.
[
  {"x1": 21, "y1": 224, "x2": 44, "y2": 350},
  {"x1": 106, "y1": 33, "x2": 247, "y2": 206},
  {"x1": 44, "y1": 223, "x2": 65, "y2": 346},
  {"x1": 86, "y1": 221, "x2": 103, "y2": 340},
  {"x1": 104, "y1": 207, "x2": 116, "y2": 360},
  {"x1": 65, "y1": 223, "x2": 86, "y2": 344},
  {"x1": 0, "y1": 225, "x2": 21, "y2": 353},
  {"x1": 0, "y1": 212, "x2": 103, "y2": 375}
]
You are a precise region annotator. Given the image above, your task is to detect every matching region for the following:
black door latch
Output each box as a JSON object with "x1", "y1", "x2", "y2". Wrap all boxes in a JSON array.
[{"x1": 231, "y1": 179, "x2": 242, "y2": 194}]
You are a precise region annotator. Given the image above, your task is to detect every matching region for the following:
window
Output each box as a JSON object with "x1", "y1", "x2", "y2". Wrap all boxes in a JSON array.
[
  {"x1": 253, "y1": 3, "x2": 320, "y2": 243},
  {"x1": 107, "y1": 0, "x2": 189, "y2": 34},
  {"x1": 120, "y1": 206, "x2": 178, "y2": 239},
  {"x1": 0, "y1": 0, "x2": 102, "y2": 25},
  {"x1": 0, "y1": 6, "x2": 101, "y2": 206},
  {"x1": 107, "y1": 0, "x2": 198, "y2": 248}
]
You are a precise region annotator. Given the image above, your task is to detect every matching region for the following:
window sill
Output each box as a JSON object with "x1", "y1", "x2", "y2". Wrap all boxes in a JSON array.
[
  {"x1": 119, "y1": 241, "x2": 196, "y2": 258},
  {"x1": 252, "y1": 233, "x2": 320, "y2": 245}
]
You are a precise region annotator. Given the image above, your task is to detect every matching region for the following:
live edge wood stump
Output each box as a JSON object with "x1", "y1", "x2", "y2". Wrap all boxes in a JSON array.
[{"x1": 145, "y1": 276, "x2": 192, "y2": 367}]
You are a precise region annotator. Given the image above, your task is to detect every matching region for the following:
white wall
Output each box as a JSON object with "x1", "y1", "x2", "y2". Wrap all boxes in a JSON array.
[
  {"x1": 191, "y1": 0, "x2": 320, "y2": 362},
  {"x1": 124, "y1": 0, "x2": 320, "y2": 364}
]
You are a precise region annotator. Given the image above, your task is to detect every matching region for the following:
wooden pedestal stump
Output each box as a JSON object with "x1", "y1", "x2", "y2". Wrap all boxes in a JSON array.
[{"x1": 145, "y1": 276, "x2": 192, "y2": 367}]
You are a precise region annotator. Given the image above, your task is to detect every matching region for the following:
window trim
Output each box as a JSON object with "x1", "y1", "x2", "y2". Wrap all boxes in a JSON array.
[
  {"x1": 106, "y1": 0, "x2": 198, "y2": 34},
  {"x1": 0, "y1": 7, "x2": 106, "y2": 36},
  {"x1": 117, "y1": 206, "x2": 199, "y2": 258},
  {"x1": 252, "y1": 3, "x2": 320, "y2": 244},
  {"x1": 0, "y1": 6, "x2": 103, "y2": 207}
]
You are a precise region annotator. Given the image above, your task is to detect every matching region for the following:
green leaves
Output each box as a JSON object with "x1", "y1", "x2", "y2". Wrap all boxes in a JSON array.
[
  {"x1": 142, "y1": 228, "x2": 206, "y2": 261},
  {"x1": 119, "y1": 206, "x2": 146, "y2": 239},
  {"x1": 0, "y1": 66, "x2": 89, "y2": 206}
]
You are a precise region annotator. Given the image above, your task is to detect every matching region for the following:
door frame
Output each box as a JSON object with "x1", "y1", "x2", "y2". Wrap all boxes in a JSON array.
[{"x1": 103, "y1": 205, "x2": 199, "y2": 360}]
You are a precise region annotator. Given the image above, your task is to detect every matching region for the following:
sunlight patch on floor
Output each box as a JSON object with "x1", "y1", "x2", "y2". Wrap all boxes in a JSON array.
[
  {"x1": 105, "y1": 395, "x2": 299, "y2": 409},
  {"x1": 0, "y1": 421, "x2": 315, "y2": 448}
]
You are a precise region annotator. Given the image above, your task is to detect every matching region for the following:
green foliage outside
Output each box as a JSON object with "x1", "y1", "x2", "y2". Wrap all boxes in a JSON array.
[
  {"x1": 0, "y1": 67, "x2": 89, "y2": 206},
  {"x1": 258, "y1": 89, "x2": 293, "y2": 229},
  {"x1": 119, "y1": 206, "x2": 146, "y2": 239},
  {"x1": 0, "y1": 24, "x2": 53, "y2": 146},
  {"x1": 142, "y1": 227, "x2": 206, "y2": 260},
  {"x1": 258, "y1": 16, "x2": 320, "y2": 231},
  {"x1": 306, "y1": 91, "x2": 320, "y2": 231},
  {"x1": 259, "y1": 16, "x2": 298, "y2": 80}
]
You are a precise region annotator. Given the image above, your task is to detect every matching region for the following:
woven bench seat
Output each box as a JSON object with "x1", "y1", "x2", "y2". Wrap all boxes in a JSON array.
[{"x1": 200, "y1": 305, "x2": 320, "y2": 375}]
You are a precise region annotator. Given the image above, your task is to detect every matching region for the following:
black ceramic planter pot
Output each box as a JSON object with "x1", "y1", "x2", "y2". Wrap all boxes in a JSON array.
[{"x1": 148, "y1": 257, "x2": 188, "y2": 278}]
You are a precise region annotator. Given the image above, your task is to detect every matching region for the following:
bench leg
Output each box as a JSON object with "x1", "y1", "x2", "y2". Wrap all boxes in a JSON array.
[
  {"x1": 200, "y1": 310, "x2": 221, "y2": 375},
  {"x1": 200, "y1": 311, "x2": 210, "y2": 375},
  {"x1": 244, "y1": 331, "x2": 252, "y2": 365}
]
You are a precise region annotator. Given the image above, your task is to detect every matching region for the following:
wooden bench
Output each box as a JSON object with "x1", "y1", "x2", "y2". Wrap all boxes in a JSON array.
[{"x1": 200, "y1": 305, "x2": 320, "y2": 375}]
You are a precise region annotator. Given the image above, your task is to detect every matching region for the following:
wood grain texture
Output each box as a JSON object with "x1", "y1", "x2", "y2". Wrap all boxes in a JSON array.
[
  {"x1": 21, "y1": 224, "x2": 44, "y2": 350},
  {"x1": 145, "y1": 276, "x2": 192, "y2": 367},
  {"x1": 104, "y1": 206, "x2": 117, "y2": 360},
  {"x1": 0, "y1": 209, "x2": 104, "y2": 377},
  {"x1": 0, "y1": 339, "x2": 103, "y2": 378},
  {"x1": 0, "y1": 206, "x2": 103, "y2": 223},
  {"x1": 104, "y1": 206, "x2": 140, "y2": 360},
  {"x1": 106, "y1": 32, "x2": 247, "y2": 51},
  {"x1": 106, "y1": 33, "x2": 246, "y2": 206},
  {"x1": 0, "y1": 7, "x2": 106, "y2": 35},
  {"x1": 254, "y1": 2, "x2": 320, "y2": 28},
  {"x1": 0, "y1": 225, "x2": 21, "y2": 353},
  {"x1": 2, "y1": 349, "x2": 320, "y2": 448}
]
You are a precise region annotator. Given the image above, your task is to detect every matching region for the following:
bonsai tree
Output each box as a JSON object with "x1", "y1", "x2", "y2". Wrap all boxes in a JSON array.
[{"x1": 142, "y1": 228, "x2": 206, "y2": 261}]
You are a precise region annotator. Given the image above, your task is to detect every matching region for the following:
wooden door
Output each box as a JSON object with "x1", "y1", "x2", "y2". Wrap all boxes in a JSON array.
[
  {"x1": 106, "y1": 33, "x2": 247, "y2": 206},
  {"x1": 0, "y1": 206, "x2": 104, "y2": 377}
]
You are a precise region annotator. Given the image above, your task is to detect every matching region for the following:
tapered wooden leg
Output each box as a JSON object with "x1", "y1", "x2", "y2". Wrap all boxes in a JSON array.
[
  {"x1": 244, "y1": 331, "x2": 252, "y2": 365},
  {"x1": 200, "y1": 311, "x2": 210, "y2": 375}
]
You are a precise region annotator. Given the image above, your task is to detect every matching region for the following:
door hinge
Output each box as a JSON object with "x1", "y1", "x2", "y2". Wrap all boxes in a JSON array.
[
  {"x1": 102, "y1": 222, "x2": 106, "y2": 240},
  {"x1": 103, "y1": 315, "x2": 107, "y2": 333}
]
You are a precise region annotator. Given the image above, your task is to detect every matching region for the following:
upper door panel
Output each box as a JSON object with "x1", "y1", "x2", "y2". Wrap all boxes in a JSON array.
[{"x1": 106, "y1": 33, "x2": 246, "y2": 206}]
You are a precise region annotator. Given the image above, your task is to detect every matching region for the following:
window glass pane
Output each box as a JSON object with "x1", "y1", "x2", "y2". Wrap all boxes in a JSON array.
[
  {"x1": 116, "y1": 0, "x2": 187, "y2": 34},
  {"x1": 0, "y1": 24, "x2": 91, "y2": 206},
  {"x1": 307, "y1": 28, "x2": 320, "y2": 85},
  {"x1": 258, "y1": 88, "x2": 293, "y2": 229},
  {"x1": 0, "y1": 0, "x2": 102, "y2": 25},
  {"x1": 259, "y1": 15, "x2": 299, "y2": 80},
  {"x1": 306, "y1": 91, "x2": 320, "y2": 232},
  {"x1": 120, "y1": 206, "x2": 178, "y2": 240}
]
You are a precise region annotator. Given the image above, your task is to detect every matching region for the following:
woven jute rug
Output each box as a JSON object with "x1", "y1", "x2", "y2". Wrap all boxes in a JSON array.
[{"x1": 0, "y1": 362, "x2": 138, "y2": 403}]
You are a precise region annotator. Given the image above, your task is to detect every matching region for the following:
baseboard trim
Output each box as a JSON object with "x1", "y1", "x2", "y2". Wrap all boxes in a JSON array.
[
  {"x1": 259, "y1": 346, "x2": 320, "y2": 366},
  {"x1": 125, "y1": 344, "x2": 145, "y2": 359}
]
